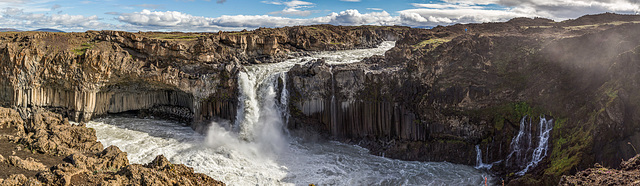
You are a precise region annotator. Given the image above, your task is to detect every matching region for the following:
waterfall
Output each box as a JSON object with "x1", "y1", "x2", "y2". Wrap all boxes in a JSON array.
[
  {"x1": 517, "y1": 117, "x2": 553, "y2": 175},
  {"x1": 475, "y1": 145, "x2": 493, "y2": 169},
  {"x1": 233, "y1": 69, "x2": 289, "y2": 153},
  {"x1": 329, "y1": 65, "x2": 338, "y2": 136},
  {"x1": 88, "y1": 41, "x2": 498, "y2": 185},
  {"x1": 278, "y1": 72, "x2": 290, "y2": 128},
  {"x1": 506, "y1": 115, "x2": 554, "y2": 176}
]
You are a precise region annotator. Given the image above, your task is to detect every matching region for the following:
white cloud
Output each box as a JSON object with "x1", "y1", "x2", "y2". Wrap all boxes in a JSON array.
[
  {"x1": 326, "y1": 9, "x2": 397, "y2": 26},
  {"x1": 2, "y1": 7, "x2": 23, "y2": 15},
  {"x1": 118, "y1": 9, "x2": 211, "y2": 27},
  {"x1": 263, "y1": 0, "x2": 315, "y2": 16},
  {"x1": 399, "y1": 8, "x2": 529, "y2": 25},
  {"x1": 411, "y1": 3, "x2": 484, "y2": 9},
  {"x1": 437, "y1": 0, "x2": 640, "y2": 20},
  {"x1": 1, "y1": 0, "x2": 640, "y2": 32},
  {"x1": 115, "y1": 9, "x2": 400, "y2": 31},
  {"x1": 0, "y1": 8, "x2": 113, "y2": 31}
]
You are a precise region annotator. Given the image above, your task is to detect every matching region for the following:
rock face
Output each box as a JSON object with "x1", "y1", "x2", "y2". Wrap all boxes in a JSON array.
[
  {"x1": 286, "y1": 13, "x2": 640, "y2": 184},
  {"x1": 0, "y1": 106, "x2": 225, "y2": 186},
  {"x1": 559, "y1": 154, "x2": 640, "y2": 185},
  {"x1": 0, "y1": 25, "x2": 406, "y2": 129}
]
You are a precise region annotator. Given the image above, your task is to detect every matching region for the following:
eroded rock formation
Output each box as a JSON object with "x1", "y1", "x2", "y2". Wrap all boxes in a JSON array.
[
  {"x1": 286, "y1": 13, "x2": 640, "y2": 185},
  {"x1": 0, "y1": 106, "x2": 225, "y2": 185},
  {"x1": 0, "y1": 25, "x2": 405, "y2": 127}
]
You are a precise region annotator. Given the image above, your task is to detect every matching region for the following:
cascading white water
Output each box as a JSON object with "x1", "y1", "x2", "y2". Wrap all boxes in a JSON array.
[
  {"x1": 517, "y1": 117, "x2": 553, "y2": 175},
  {"x1": 505, "y1": 115, "x2": 554, "y2": 176},
  {"x1": 475, "y1": 145, "x2": 493, "y2": 169},
  {"x1": 87, "y1": 41, "x2": 494, "y2": 185}
]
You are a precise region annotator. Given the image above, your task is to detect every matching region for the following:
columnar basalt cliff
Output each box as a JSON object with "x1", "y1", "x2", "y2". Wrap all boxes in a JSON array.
[
  {"x1": 0, "y1": 25, "x2": 406, "y2": 127},
  {"x1": 286, "y1": 13, "x2": 640, "y2": 185}
]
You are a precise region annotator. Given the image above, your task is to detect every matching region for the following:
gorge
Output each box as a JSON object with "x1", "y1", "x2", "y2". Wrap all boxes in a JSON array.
[{"x1": 2, "y1": 13, "x2": 640, "y2": 185}]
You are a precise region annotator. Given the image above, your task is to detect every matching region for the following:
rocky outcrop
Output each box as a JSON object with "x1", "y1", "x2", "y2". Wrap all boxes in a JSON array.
[
  {"x1": 0, "y1": 106, "x2": 225, "y2": 185},
  {"x1": 286, "y1": 14, "x2": 640, "y2": 185},
  {"x1": 559, "y1": 154, "x2": 640, "y2": 185},
  {"x1": 0, "y1": 25, "x2": 408, "y2": 129}
]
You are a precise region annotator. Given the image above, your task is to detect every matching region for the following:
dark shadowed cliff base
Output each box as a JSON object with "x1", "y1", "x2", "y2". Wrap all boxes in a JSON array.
[{"x1": 1, "y1": 13, "x2": 640, "y2": 185}]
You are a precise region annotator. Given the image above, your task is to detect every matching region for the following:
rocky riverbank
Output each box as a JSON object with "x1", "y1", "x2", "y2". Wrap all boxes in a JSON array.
[{"x1": 0, "y1": 106, "x2": 224, "y2": 185}]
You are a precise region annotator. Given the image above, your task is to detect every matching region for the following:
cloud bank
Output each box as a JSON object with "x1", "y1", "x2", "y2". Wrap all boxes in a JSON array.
[{"x1": 0, "y1": 0, "x2": 638, "y2": 32}]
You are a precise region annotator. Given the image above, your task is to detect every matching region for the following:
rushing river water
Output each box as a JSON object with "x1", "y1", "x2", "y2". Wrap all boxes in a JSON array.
[{"x1": 87, "y1": 41, "x2": 495, "y2": 185}]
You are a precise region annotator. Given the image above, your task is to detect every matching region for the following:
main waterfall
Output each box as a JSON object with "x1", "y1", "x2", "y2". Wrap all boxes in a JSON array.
[{"x1": 87, "y1": 41, "x2": 493, "y2": 185}]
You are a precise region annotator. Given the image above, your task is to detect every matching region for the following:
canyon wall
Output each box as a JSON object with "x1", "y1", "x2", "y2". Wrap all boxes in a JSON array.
[
  {"x1": 286, "y1": 14, "x2": 640, "y2": 185},
  {"x1": 0, "y1": 25, "x2": 406, "y2": 128}
]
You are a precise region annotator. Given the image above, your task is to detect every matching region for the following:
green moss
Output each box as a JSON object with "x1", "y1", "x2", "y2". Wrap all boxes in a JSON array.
[
  {"x1": 479, "y1": 101, "x2": 541, "y2": 131},
  {"x1": 412, "y1": 38, "x2": 451, "y2": 51},
  {"x1": 481, "y1": 137, "x2": 491, "y2": 144},
  {"x1": 545, "y1": 114, "x2": 594, "y2": 177},
  {"x1": 72, "y1": 42, "x2": 94, "y2": 55},
  {"x1": 494, "y1": 116, "x2": 505, "y2": 131}
]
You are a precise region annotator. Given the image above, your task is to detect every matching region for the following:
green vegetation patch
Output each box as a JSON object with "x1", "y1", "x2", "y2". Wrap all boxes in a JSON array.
[
  {"x1": 545, "y1": 117, "x2": 592, "y2": 177},
  {"x1": 412, "y1": 38, "x2": 451, "y2": 51},
  {"x1": 72, "y1": 42, "x2": 94, "y2": 55},
  {"x1": 563, "y1": 21, "x2": 640, "y2": 30}
]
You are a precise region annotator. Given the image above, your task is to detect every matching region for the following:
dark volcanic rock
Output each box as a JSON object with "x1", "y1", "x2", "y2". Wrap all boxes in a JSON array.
[
  {"x1": 286, "y1": 13, "x2": 640, "y2": 185},
  {"x1": 0, "y1": 25, "x2": 410, "y2": 130}
]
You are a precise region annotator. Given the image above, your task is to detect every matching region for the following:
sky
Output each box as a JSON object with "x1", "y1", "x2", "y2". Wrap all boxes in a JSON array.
[{"x1": 0, "y1": 0, "x2": 639, "y2": 32}]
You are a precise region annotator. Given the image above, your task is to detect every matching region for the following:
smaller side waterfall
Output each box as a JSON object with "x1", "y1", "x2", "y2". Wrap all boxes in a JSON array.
[
  {"x1": 517, "y1": 117, "x2": 553, "y2": 175},
  {"x1": 475, "y1": 145, "x2": 493, "y2": 169},
  {"x1": 505, "y1": 116, "x2": 554, "y2": 175},
  {"x1": 329, "y1": 65, "x2": 338, "y2": 136}
]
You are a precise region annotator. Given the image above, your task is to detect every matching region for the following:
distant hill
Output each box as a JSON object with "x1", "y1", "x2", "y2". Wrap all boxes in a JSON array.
[
  {"x1": 0, "y1": 28, "x2": 22, "y2": 32},
  {"x1": 33, "y1": 28, "x2": 65, "y2": 33}
]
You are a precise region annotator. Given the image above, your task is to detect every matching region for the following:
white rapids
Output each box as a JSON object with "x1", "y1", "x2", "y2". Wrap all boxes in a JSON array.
[{"x1": 87, "y1": 41, "x2": 494, "y2": 185}]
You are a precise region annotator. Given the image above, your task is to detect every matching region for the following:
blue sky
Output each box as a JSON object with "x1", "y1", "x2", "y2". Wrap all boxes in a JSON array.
[{"x1": 0, "y1": 0, "x2": 639, "y2": 32}]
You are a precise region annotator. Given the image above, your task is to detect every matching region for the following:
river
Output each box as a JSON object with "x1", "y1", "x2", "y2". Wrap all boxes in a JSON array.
[{"x1": 87, "y1": 41, "x2": 494, "y2": 185}]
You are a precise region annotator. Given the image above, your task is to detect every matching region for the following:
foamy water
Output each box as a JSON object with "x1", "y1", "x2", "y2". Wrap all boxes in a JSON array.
[{"x1": 88, "y1": 41, "x2": 495, "y2": 185}]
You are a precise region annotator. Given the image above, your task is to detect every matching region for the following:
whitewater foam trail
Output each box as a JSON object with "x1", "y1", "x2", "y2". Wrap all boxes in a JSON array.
[{"x1": 88, "y1": 41, "x2": 494, "y2": 185}]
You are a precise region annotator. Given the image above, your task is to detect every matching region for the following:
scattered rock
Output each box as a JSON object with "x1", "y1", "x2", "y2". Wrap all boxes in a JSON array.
[
  {"x1": 560, "y1": 154, "x2": 640, "y2": 185},
  {"x1": 6, "y1": 156, "x2": 47, "y2": 171},
  {"x1": 0, "y1": 106, "x2": 225, "y2": 185}
]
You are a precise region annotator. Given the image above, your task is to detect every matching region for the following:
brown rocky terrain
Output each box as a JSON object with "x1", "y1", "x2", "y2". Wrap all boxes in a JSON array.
[
  {"x1": 0, "y1": 106, "x2": 224, "y2": 185},
  {"x1": 560, "y1": 154, "x2": 640, "y2": 185},
  {"x1": 1, "y1": 12, "x2": 640, "y2": 185}
]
